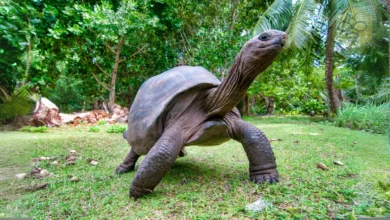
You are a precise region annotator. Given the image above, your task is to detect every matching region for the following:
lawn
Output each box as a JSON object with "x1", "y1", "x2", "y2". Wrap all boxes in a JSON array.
[{"x1": 0, "y1": 117, "x2": 389, "y2": 219}]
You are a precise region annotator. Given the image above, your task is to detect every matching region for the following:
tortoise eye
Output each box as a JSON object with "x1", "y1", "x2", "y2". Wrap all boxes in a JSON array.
[{"x1": 259, "y1": 33, "x2": 270, "y2": 41}]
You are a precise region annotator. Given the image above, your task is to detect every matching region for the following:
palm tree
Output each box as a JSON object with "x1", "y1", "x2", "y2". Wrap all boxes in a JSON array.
[{"x1": 254, "y1": 0, "x2": 384, "y2": 115}]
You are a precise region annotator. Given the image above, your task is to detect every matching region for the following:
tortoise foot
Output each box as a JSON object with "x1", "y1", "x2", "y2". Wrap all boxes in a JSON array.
[
  {"x1": 129, "y1": 185, "x2": 153, "y2": 199},
  {"x1": 115, "y1": 164, "x2": 135, "y2": 174},
  {"x1": 250, "y1": 169, "x2": 279, "y2": 184}
]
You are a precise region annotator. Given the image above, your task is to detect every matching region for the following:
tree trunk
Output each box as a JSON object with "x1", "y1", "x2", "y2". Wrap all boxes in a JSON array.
[
  {"x1": 259, "y1": 93, "x2": 274, "y2": 115},
  {"x1": 325, "y1": 22, "x2": 341, "y2": 115},
  {"x1": 108, "y1": 37, "x2": 125, "y2": 111},
  {"x1": 244, "y1": 94, "x2": 250, "y2": 116}
]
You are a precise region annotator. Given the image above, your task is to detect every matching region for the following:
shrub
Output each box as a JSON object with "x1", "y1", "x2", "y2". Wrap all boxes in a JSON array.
[
  {"x1": 88, "y1": 126, "x2": 100, "y2": 132},
  {"x1": 335, "y1": 103, "x2": 390, "y2": 134},
  {"x1": 106, "y1": 124, "x2": 126, "y2": 133},
  {"x1": 19, "y1": 126, "x2": 48, "y2": 133},
  {"x1": 302, "y1": 99, "x2": 327, "y2": 115},
  {"x1": 0, "y1": 95, "x2": 33, "y2": 123},
  {"x1": 97, "y1": 120, "x2": 107, "y2": 126}
]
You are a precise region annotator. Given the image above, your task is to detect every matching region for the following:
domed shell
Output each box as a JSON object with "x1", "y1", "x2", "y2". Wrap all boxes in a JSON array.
[{"x1": 126, "y1": 66, "x2": 220, "y2": 153}]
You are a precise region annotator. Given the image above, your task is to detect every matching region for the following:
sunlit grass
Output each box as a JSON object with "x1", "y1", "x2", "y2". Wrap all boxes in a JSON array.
[{"x1": 0, "y1": 117, "x2": 389, "y2": 219}]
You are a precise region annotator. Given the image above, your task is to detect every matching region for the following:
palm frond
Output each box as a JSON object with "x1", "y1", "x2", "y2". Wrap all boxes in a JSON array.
[
  {"x1": 285, "y1": 0, "x2": 319, "y2": 49},
  {"x1": 253, "y1": 0, "x2": 292, "y2": 36}
]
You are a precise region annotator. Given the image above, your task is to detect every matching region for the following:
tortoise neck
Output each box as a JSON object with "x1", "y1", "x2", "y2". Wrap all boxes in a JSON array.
[{"x1": 205, "y1": 52, "x2": 259, "y2": 116}]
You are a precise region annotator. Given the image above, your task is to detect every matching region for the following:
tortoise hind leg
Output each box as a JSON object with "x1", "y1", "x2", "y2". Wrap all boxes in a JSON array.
[{"x1": 116, "y1": 148, "x2": 140, "y2": 174}]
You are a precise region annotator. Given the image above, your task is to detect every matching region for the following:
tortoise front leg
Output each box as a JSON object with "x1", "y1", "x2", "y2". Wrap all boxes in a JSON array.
[
  {"x1": 116, "y1": 148, "x2": 140, "y2": 174},
  {"x1": 231, "y1": 119, "x2": 279, "y2": 184},
  {"x1": 130, "y1": 128, "x2": 185, "y2": 199}
]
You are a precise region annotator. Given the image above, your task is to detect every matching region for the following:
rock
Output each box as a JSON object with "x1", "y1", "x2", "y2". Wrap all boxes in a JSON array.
[
  {"x1": 69, "y1": 150, "x2": 76, "y2": 155},
  {"x1": 31, "y1": 168, "x2": 51, "y2": 179},
  {"x1": 29, "y1": 97, "x2": 61, "y2": 127},
  {"x1": 87, "y1": 158, "x2": 98, "y2": 166},
  {"x1": 16, "y1": 173, "x2": 28, "y2": 180},
  {"x1": 245, "y1": 198, "x2": 272, "y2": 213}
]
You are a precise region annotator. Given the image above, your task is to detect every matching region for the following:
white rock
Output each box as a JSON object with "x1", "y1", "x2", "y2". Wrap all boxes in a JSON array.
[
  {"x1": 16, "y1": 173, "x2": 28, "y2": 180},
  {"x1": 40, "y1": 169, "x2": 50, "y2": 177},
  {"x1": 90, "y1": 160, "x2": 98, "y2": 166},
  {"x1": 245, "y1": 198, "x2": 271, "y2": 213}
]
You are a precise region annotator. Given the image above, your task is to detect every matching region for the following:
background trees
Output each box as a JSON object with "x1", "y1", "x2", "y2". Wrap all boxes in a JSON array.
[{"x1": 0, "y1": 0, "x2": 388, "y2": 119}]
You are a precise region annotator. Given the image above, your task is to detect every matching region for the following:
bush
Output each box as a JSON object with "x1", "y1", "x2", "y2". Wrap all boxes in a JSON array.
[
  {"x1": 19, "y1": 126, "x2": 48, "y2": 133},
  {"x1": 106, "y1": 124, "x2": 127, "y2": 133},
  {"x1": 88, "y1": 126, "x2": 100, "y2": 132},
  {"x1": 97, "y1": 120, "x2": 107, "y2": 126},
  {"x1": 0, "y1": 96, "x2": 33, "y2": 123},
  {"x1": 302, "y1": 99, "x2": 327, "y2": 115},
  {"x1": 335, "y1": 103, "x2": 390, "y2": 134}
]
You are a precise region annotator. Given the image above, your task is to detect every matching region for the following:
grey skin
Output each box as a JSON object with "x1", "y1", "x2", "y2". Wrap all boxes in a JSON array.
[{"x1": 117, "y1": 30, "x2": 287, "y2": 199}]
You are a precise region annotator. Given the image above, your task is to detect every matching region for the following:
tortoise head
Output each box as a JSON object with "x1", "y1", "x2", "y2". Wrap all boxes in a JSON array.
[{"x1": 238, "y1": 30, "x2": 286, "y2": 75}]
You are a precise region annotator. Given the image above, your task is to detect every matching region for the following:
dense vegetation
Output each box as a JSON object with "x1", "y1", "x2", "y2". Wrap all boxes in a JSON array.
[{"x1": 0, "y1": 0, "x2": 389, "y2": 131}]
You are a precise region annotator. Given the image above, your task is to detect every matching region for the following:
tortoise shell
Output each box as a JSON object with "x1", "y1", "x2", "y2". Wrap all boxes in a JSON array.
[{"x1": 126, "y1": 66, "x2": 221, "y2": 153}]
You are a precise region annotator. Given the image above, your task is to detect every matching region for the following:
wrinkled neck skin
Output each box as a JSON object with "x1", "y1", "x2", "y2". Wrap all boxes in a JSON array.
[{"x1": 205, "y1": 51, "x2": 275, "y2": 117}]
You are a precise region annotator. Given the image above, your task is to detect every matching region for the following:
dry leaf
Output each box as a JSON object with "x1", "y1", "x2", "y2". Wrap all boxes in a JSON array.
[
  {"x1": 316, "y1": 163, "x2": 329, "y2": 170},
  {"x1": 16, "y1": 173, "x2": 28, "y2": 180},
  {"x1": 70, "y1": 176, "x2": 80, "y2": 182},
  {"x1": 333, "y1": 161, "x2": 344, "y2": 166},
  {"x1": 269, "y1": 138, "x2": 282, "y2": 142}
]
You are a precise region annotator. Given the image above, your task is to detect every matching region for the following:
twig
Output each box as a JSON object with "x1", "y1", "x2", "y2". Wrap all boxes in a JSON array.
[{"x1": 92, "y1": 72, "x2": 110, "y2": 91}]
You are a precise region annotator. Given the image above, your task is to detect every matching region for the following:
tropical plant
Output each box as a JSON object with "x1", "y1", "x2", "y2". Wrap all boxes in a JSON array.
[{"x1": 254, "y1": 0, "x2": 385, "y2": 115}]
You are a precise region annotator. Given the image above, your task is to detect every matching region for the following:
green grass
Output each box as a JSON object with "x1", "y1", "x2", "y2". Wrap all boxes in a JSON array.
[
  {"x1": 19, "y1": 126, "x2": 48, "y2": 133},
  {"x1": 335, "y1": 103, "x2": 390, "y2": 134},
  {"x1": 0, "y1": 117, "x2": 389, "y2": 219}
]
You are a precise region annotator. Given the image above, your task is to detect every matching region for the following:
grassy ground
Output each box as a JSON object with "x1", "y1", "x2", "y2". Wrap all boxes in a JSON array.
[{"x1": 0, "y1": 117, "x2": 389, "y2": 219}]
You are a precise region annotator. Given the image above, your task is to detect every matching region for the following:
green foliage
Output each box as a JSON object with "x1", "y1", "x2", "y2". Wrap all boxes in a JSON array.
[
  {"x1": 302, "y1": 99, "x2": 327, "y2": 115},
  {"x1": 88, "y1": 126, "x2": 100, "y2": 133},
  {"x1": 47, "y1": 75, "x2": 88, "y2": 113},
  {"x1": 335, "y1": 103, "x2": 390, "y2": 134},
  {"x1": 0, "y1": 95, "x2": 32, "y2": 123},
  {"x1": 106, "y1": 124, "x2": 126, "y2": 133},
  {"x1": 19, "y1": 126, "x2": 48, "y2": 133},
  {"x1": 97, "y1": 120, "x2": 107, "y2": 126}
]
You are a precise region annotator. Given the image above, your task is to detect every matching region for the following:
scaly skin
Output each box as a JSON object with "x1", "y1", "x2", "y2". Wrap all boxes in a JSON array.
[
  {"x1": 129, "y1": 128, "x2": 184, "y2": 199},
  {"x1": 116, "y1": 148, "x2": 140, "y2": 174},
  {"x1": 230, "y1": 119, "x2": 279, "y2": 184}
]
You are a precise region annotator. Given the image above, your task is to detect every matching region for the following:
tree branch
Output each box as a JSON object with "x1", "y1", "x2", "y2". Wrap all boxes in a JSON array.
[
  {"x1": 105, "y1": 43, "x2": 116, "y2": 54},
  {"x1": 95, "y1": 62, "x2": 110, "y2": 77},
  {"x1": 92, "y1": 72, "x2": 110, "y2": 91}
]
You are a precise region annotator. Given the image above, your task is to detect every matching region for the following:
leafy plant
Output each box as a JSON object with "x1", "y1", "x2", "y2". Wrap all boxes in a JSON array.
[
  {"x1": 335, "y1": 103, "x2": 390, "y2": 134},
  {"x1": 19, "y1": 126, "x2": 48, "y2": 133},
  {"x1": 106, "y1": 124, "x2": 126, "y2": 133},
  {"x1": 97, "y1": 120, "x2": 107, "y2": 126},
  {"x1": 88, "y1": 126, "x2": 100, "y2": 132}
]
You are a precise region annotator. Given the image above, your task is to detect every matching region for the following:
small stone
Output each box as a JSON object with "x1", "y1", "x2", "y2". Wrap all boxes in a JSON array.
[
  {"x1": 333, "y1": 160, "x2": 344, "y2": 166},
  {"x1": 245, "y1": 198, "x2": 271, "y2": 213},
  {"x1": 90, "y1": 160, "x2": 98, "y2": 166},
  {"x1": 16, "y1": 173, "x2": 28, "y2": 180},
  {"x1": 39, "y1": 156, "x2": 47, "y2": 161},
  {"x1": 52, "y1": 161, "x2": 58, "y2": 165},
  {"x1": 69, "y1": 150, "x2": 76, "y2": 155}
]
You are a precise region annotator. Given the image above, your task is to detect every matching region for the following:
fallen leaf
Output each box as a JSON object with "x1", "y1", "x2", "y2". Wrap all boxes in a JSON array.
[
  {"x1": 333, "y1": 160, "x2": 344, "y2": 166},
  {"x1": 316, "y1": 163, "x2": 329, "y2": 170},
  {"x1": 52, "y1": 161, "x2": 58, "y2": 165},
  {"x1": 69, "y1": 176, "x2": 80, "y2": 182},
  {"x1": 15, "y1": 173, "x2": 28, "y2": 180},
  {"x1": 269, "y1": 138, "x2": 282, "y2": 142},
  {"x1": 66, "y1": 155, "x2": 76, "y2": 165},
  {"x1": 25, "y1": 183, "x2": 48, "y2": 192},
  {"x1": 87, "y1": 158, "x2": 98, "y2": 165},
  {"x1": 308, "y1": 133, "x2": 319, "y2": 136}
]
